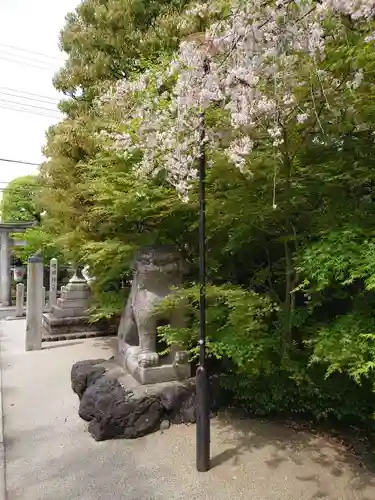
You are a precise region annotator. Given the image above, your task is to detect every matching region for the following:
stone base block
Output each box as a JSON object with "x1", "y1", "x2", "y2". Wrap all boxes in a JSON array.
[
  {"x1": 61, "y1": 289, "x2": 91, "y2": 300},
  {"x1": 51, "y1": 305, "x2": 89, "y2": 318},
  {"x1": 115, "y1": 345, "x2": 191, "y2": 385},
  {"x1": 122, "y1": 351, "x2": 190, "y2": 385},
  {"x1": 71, "y1": 358, "x2": 199, "y2": 441},
  {"x1": 57, "y1": 297, "x2": 90, "y2": 309},
  {"x1": 65, "y1": 282, "x2": 90, "y2": 292},
  {"x1": 42, "y1": 313, "x2": 117, "y2": 338}
]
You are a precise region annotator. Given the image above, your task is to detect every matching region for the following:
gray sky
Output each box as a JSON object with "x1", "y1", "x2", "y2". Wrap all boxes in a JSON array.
[{"x1": 0, "y1": 0, "x2": 79, "y2": 189}]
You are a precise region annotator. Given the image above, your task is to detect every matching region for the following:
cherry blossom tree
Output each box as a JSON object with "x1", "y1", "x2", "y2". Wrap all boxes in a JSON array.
[{"x1": 99, "y1": 0, "x2": 375, "y2": 199}]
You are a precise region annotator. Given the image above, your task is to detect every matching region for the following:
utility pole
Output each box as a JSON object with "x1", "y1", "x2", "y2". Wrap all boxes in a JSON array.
[{"x1": 196, "y1": 56, "x2": 210, "y2": 473}]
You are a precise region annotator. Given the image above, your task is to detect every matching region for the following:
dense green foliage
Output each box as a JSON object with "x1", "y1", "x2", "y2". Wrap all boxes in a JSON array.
[
  {"x1": 1, "y1": 176, "x2": 41, "y2": 223},
  {"x1": 30, "y1": 0, "x2": 375, "y2": 431},
  {"x1": 157, "y1": 285, "x2": 279, "y2": 371},
  {"x1": 0, "y1": 175, "x2": 64, "y2": 263}
]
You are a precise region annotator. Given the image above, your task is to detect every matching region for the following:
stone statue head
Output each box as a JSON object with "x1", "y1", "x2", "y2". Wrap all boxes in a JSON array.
[{"x1": 135, "y1": 245, "x2": 187, "y2": 278}]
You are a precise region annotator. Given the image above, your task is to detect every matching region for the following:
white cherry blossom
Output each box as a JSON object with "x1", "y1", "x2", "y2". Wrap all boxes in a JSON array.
[{"x1": 98, "y1": 0, "x2": 375, "y2": 197}]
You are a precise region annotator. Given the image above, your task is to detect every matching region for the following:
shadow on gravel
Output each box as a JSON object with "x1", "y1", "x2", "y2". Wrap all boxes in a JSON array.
[{"x1": 211, "y1": 413, "x2": 375, "y2": 499}]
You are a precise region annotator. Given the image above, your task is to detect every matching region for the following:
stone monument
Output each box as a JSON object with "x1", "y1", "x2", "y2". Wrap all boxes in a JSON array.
[
  {"x1": 51, "y1": 266, "x2": 91, "y2": 318},
  {"x1": 70, "y1": 245, "x2": 204, "y2": 442},
  {"x1": 42, "y1": 266, "x2": 116, "y2": 340},
  {"x1": 49, "y1": 257, "x2": 58, "y2": 307},
  {"x1": 116, "y1": 245, "x2": 190, "y2": 384},
  {"x1": 15, "y1": 282, "x2": 25, "y2": 318},
  {"x1": 25, "y1": 252, "x2": 44, "y2": 351}
]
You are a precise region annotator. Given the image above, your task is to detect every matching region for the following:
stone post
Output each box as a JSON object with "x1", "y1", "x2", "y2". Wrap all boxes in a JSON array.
[
  {"x1": 42, "y1": 286, "x2": 46, "y2": 308},
  {"x1": 15, "y1": 283, "x2": 25, "y2": 317},
  {"x1": 49, "y1": 258, "x2": 58, "y2": 307},
  {"x1": 25, "y1": 253, "x2": 44, "y2": 351},
  {"x1": 0, "y1": 232, "x2": 11, "y2": 306}
]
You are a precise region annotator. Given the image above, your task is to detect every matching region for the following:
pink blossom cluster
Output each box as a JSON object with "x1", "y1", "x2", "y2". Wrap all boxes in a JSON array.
[{"x1": 98, "y1": 0, "x2": 374, "y2": 197}]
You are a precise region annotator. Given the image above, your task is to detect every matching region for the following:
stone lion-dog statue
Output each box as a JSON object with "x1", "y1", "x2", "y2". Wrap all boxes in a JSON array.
[{"x1": 117, "y1": 245, "x2": 190, "y2": 383}]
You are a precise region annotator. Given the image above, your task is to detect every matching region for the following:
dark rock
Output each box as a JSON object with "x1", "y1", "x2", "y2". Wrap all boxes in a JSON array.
[
  {"x1": 170, "y1": 391, "x2": 196, "y2": 424},
  {"x1": 80, "y1": 376, "x2": 163, "y2": 440},
  {"x1": 159, "y1": 381, "x2": 192, "y2": 410},
  {"x1": 71, "y1": 359, "x2": 106, "y2": 399},
  {"x1": 159, "y1": 381, "x2": 196, "y2": 424},
  {"x1": 177, "y1": 392, "x2": 196, "y2": 423},
  {"x1": 79, "y1": 377, "x2": 125, "y2": 421},
  {"x1": 71, "y1": 358, "x2": 224, "y2": 442}
]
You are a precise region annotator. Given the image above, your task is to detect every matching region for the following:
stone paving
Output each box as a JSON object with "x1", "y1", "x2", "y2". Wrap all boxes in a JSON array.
[{"x1": 1, "y1": 318, "x2": 375, "y2": 500}]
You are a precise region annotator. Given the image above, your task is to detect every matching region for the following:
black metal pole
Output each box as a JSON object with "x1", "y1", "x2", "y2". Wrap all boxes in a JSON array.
[{"x1": 196, "y1": 57, "x2": 210, "y2": 473}]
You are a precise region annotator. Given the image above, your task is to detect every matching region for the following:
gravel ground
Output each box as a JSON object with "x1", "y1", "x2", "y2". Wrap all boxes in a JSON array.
[{"x1": 1, "y1": 319, "x2": 375, "y2": 500}]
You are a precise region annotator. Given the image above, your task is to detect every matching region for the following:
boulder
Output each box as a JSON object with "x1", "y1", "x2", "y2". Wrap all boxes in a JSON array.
[
  {"x1": 159, "y1": 381, "x2": 196, "y2": 424},
  {"x1": 80, "y1": 376, "x2": 163, "y2": 440},
  {"x1": 71, "y1": 359, "x2": 106, "y2": 399},
  {"x1": 71, "y1": 358, "x2": 214, "y2": 441},
  {"x1": 171, "y1": 391, "x2": 196, "y2": 424}
]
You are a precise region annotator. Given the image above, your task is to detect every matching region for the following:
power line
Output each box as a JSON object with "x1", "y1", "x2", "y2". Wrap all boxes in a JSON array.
[
  {"x1": 0, "y1": 54, "x2": 59, "y2": 72},
  {"x1": 0, "y1": 158, "x2": 40, "y2": 166},
  {"x1": 0, "y1": 54, "x2": 57, "y2": 70},
  {"x1": 0, "y1": 43, "x2": 64, "y2": 62},
  {"x1": 0, "y1": 104, "x2": 62, "y2": 119},
  {"x1": 0, "y1": 49, "x2": 62, "y2": 67},
  {"x1": 0, "y1": 87, "x2": 60, "y2": 103},
  {"x1": 0, "y1": 103, "x2": 61, "y2": 119},
  {"x1": 0, "y1": 50, "x2": 57, "y2": 65},
  {"x1": 0, "y1": 98, "x2": 59, "y2": 114},
  {"x1": 0, "y1": 90, "x2": 60, "y2": 106}
]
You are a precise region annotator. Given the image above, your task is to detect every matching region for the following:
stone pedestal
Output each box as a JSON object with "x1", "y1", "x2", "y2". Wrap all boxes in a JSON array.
[
  {"x1": 115, "y1": 348, "x2": 191, "y2": 385},
  {"x1": 42, "y1": 268, "x2": 116, "y2": 340}
]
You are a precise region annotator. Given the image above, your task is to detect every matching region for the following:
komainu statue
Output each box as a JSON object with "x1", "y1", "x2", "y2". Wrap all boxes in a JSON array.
[{"x1": 116, "y1": 245, "x2": 190, "y2": 384}]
